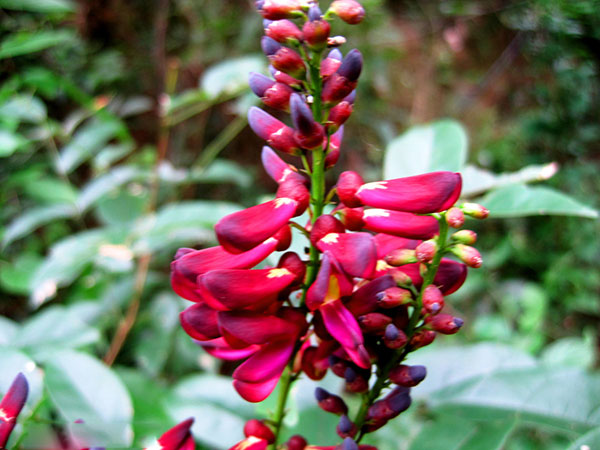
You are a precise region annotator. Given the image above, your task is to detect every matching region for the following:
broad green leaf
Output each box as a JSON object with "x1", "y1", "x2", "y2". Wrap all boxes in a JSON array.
[
  {"x1": 0, "y1": 30, "x2": 75, "y2": 59},
  {"x1": 409, "y1": 416, "x2": 516, "y2": 450},
  {"x1": 480, "y1": 183, "x2": 598, "y2": 218},
  {"x1": 92, "y1": 143, "x2": 134, "y2": 170},
  {"x1": 77, "y1": 165, "x2": 149, "y2": 211},
  {"x1": 429, "y1": 367, "x2": 600, "y2": 433},
  {"x1": 384, "y1": 119, "x2": 468, "y2": 179},
  {"x1": 0, "y1": 95, "x2": 47, "y2": 123},
  {"x1": 95, "y1": 190, "x2": 148, "y2": 227},
  {"x1": 15, "y1": 305, "x2": 100, "y2": 356},
  {"x1": 189, "y1": 159, "x2": 253, "y2": 188},
  {"x1": 541, "y1": 337, "x2": 595, "y2": 369},
  {"x1": 0, "y1": 129, "x2": 28, "y2": 156},
  {"x1": 0, "y1": 0, "x2": 75, "y2": 13},
  {"x1": 23, "y1": 177, "x2": 78, "y2": 204},
  {"x1": 2, "y1": 204, "x2": 76, "y2": 247},
  {"x1": 57, "y1": 118, "x2": 123, "y2": 174},
  {"x1": 0, "y1": 252, "x2": 43, "y2": 294},
  {"x1": 42, "y1": 350, "x2": 133, "y2": 447},
  {"x1": 567, "y1": 427, "x2": 600, "y2": 450},
  {"x1": 461, "y1": 162, "x2": 559, "y2": 197},
  {"x1": 201, "y1": 55, "x2": 265, "y2": 99},
  {"x1": 0, "y1": 317, "x2": 19, "y2": 345},
  {"x1": 166, "y1": 374, "x2": 253, "y2": 449}
]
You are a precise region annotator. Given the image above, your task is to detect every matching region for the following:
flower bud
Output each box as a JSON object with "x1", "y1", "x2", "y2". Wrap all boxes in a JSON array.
[
  {"x1": 329, "y1": 0, "x2": 365, "y2": 24},
  {"x1": 270, "y1": 65, "x2": 302, "y2": 89},
  {"x1": 277, "y1": 178, "x2": 310, "y2": 216},
  {"x1": 303, "y1": 7, "x2": 330, "y2": 50},
  {"x1": 262, "y1": 37, "x2": 306, "y2": 79},
  {"x1": 389, "y1": 364, "x2": 427, "y2": 387},
  {"x1": 290, "y1": 93, "x2": 325, "y2": 149},
  {"x1": 337, "y1": 437, "x2": 359, "y2": 450},
  {"x1": 385, "y1": 249, "x2": 417, "y2": 266},
  {"x1": 451, "y1": 244, "x2": 482, "y2": 268},
  {"x1": 446, "y1": 207, "x2": 465, "y2": 228},
  {"x1": 337, "y1": 207, "x2": 365, "y2": 231},
  {"x1": 461, "y1": 202, "x2": 489, "y2": 219},
  {"x1": 248, "y1": 107, "x2": 300, "y2": 155},
  {"x1": 336, "y1": 415, "x2": 357, "y2": 439},
  {"x1": 358, "y1": 312, "x2": 392, "y2": 333},
  {"x1": 287, "y1": 435, "x2": 307, "y2": 450},
  {"x1": 415, "y1": 240, "x2": 437, "y2": 263},
  {"x1": 277, "y1": 251, "x2": 306, "y2": 285},
  {"x1": 249, "y1": 72, "x2": 294, "y2": 111},
  {"x1": 265, "y1": 19, "x2": 303, "y2": 44},
  {"x1": 274, "y1": 225, "x2": 292, "y2": 251},
  {"x1": 0, "y1": 373, "x2": 29, "y2": 448},
  {"x1": 426, "y1": 314, "x2": 464, "y2": 334},
  {"x1": 310, "y1": 214, "x2": 345, "y2": 246},
  {"x1": 244, "y1": 419, "x2": 275, "y2": 443},
  {"x1": 378, "y1": 286, "x2": 412, "y2": 308},
  {"x1": 301, "y1": 346, "x2": 327, "y2": 380},
  {"x1": 327, "y1": 100, "x2": 353, "y2": 132},
  {"x1": 336, "y1": 170, "x2": 364, "y2": 207},
  {"x1": 321, "y1": 48, "x2": 343, "y2": 78},
  {"x1": 410, "y1": 329, "x2": 436, "y2": 349},
  {"x1": 322, "y1": 50, "x2": 362, "y2": 105},
  {"x1": 389, "y1": 268, "x2": 413, "y2": 287},
  {"x1": 315, "y1": 387, "x2": 348, "y2": 415},
  {"x1": 329, "y1": 355, "x2": 350, "y2": 378},
  {"x1": 325, "y1": 125, "x2": 344, "y2": 169},
  {"x1": 257, "y1": 0, "x2": 303, "y2": 20},
  {"x1": 451, "y1": 229, "x2": 477, "y2": 245},
  {"x1": 383, "y1": 323, "x2": 407, "y2": 349},
  {"x1": 344, "y1": 366, "x2": 369, "y2": 393},
  {"x1": 422, "y1": 285, "x2": 444, "y2": 314}
]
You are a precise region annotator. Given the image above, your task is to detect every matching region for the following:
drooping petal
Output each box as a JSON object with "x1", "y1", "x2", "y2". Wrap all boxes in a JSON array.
[
  {"x1": 346, "y1": 275, "x2": 395, "y2": 316},
  {"x1": 180, "y1": 303, "x2": 220, "y2": 341},
  {"x1": 0, "y1": 373, "x2": 28, "y2": 448},
  {"x1": 233, "y1": 338, "x2": 295, "y2": 384},
  {"x1": 198, "y1": 267, "x2": 296, "y2": 311},
  {"x1": 261, "y1": 146, "x2": 306, "y2": 184},
  {"x1": 394, "y1": 258, "x2": 467, "y2": 294},
  {"x1": 306, "y1": 252, "x2": 352, "y2": 311},
  {"x1": 200, "y1": 337, "x2": 260, "y2": 361},
  {"x1": 320, "y1": 299, "x2": 370, "y2": 369},
  {"x1": 218, "y1": 311, "x2": 300, "y2": 347},
  {"x1": 374, "y1": 233, "x2": 419, "y2": 259},
  {"x1": 317, "y1": 232, "x2": 377, "y2": 278},
  {"x1": 156, "y1": 418, "x2": 194, "y2": 450},
  {"x1": 233, "y1": 377, "x2": 280, "y2": 403},
  {"x1": 356, "y1": 172, "x2": 462, "y2": 213},
  {"x1": 361, "y1": 209, "x2": 438, "y2": 239},
  {"x1": 215, "y1": 198, "x2": 298, "y2": 253}
]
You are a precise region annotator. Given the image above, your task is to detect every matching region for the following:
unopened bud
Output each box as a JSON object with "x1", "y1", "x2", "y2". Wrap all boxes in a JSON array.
[
  {"x1": 262, "y1": 37, "x2": 305, "y2": 79},
  {"x1": 287, "y1": 435, "x2": 307, "y2": 450},
  {"x1": 451, "y1": 244, "x2": 482, "y2": 268},
  {"x1": 383, "y1": 324, "x2": 407, "y2": 349},
  {"x1": 265, "y1": 19, "x2": 303, "y2": 44},
  {"x1": 344, "y1": 367, "x2": 369, "y2": 393},
  {"x1": 244, "y1": 419, "x2": 275, "y2": 443},
  {"x1": 385, "y1": 249, "x2": 417, "y2": 266},
  {"x1": 426, "y1": 314, "x2": 464, "y2": 334},
  {"x1": 389, "y1": 268, "x2": 413, "y2": 287},
  {"x1": 338, "y1": 207, "x2": 365, "y2": 231},
  {"x1": 310, "y1": 214, "x2": 345, "y2": 246},
  {"x1": 303, "y1": 8, "x2": 330, "y2": 50},
  {"x1": 410, "y1": 330, "x2": 436, "y2": 349},
  {"x1": 336, "y1": 171, "x2": 364, "y2": 207},
  {"x1": 329, "y1": 0, "x2": 365, "y2": 24},
  {"x1": 389, "y1": 365, "x2": 427, "y2": 387},
  {"x1": 327, "y1": 100, "x2": 353, "y2": 132},
  {"x1": 257, "y1": 0, "x2": 303, "y2": 20},
  {"x1": 248, "y1": 107, "x2": 299, "y2": 155},
  {"x1": 329, "y1": 355, "x2": 350, "y2": 378},
  {"x1": 337, "y1": 437, "x2": 359, "y2": 450},
  {"x1": 269, "y1": 65, "x2": 302, "y2": 89},
  {"x1": 290, "y1": 93, "x2": 325, "y2": 149},
  {"x1": 301, "y1": 346, "x2": 327, "y2": 380},
  {"x1": 461, "y1": 202, "x2": 489, "y2": 219},
  {"x1": 378, "y1": 287, "x2": 412, "y2": 308},
  {"x1": 422, "y1": 285, "x2": 444, "y2": 314},
  {"x1": 446, "y1": 207, "x2": 465, "y2": 228},
  {"x1": 358, "y1": 312, "x2": 392, "y2": 333},
  {"x1": 336, "y1": 415, "x2": 357, "y2": 438},
  {"x1": 277, "y1": 251, "x2": 306, "y2": 286},
  {"x1": 415, "y1": 240, "x2": 437, "y2": 263},
  {"x1": 315, "y1": 387, "x2": 348, "y2": 415},
  {"x1": 276, "y1": 178, "x2": 310, "y2": 216},
  {"x1": 325, "y1": 125, "x2": 343, "y2": 169},
  {"x1": 322, "y1": 49, "x2": 362, "y2": 105},
  {"x1": 321, "y1": 48, "x2": 343, "y2": 77},
  {"x1": 451, "y1": 229, "x2": 477, "y2": 245}
]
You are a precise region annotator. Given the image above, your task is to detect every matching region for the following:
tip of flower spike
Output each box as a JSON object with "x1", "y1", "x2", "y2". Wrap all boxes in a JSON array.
[
  {"x1": 328, "y1": 48, "x2": 343, "y2": 61},
  {"x1": 308, "y1": 4, "x2": 322, "y2": 20},
  {"x1": 338, "y1": 49, "x2": 362, "y2": 82},
  {"x1": 249, "y1": 72, "x2": 274, "y2": 98}
]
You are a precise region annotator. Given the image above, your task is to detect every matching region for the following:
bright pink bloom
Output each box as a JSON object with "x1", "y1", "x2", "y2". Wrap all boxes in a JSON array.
[
  {"x1": 317, "y1": 232, "x2": 377, "y2": 279},
  {"x1": 201, "y1": 337, "x2": 260, "y2": 361},
  {"x1": 148, "y1": 418, "x2": 195, "y2": 450},
  {"x1": 342, "y1": 208, "x2": 439, "y2": 239},
  {"x1": 180, "y1": 303, "x2": 220, "y2": 341},
  {"x1": 261, "y1": 146, "x2": 306, "y2": 184},
  {"x1": 248, "y1": 107, "x2": 300, "y2": 155},
  {"x1": 345, "y1": 275, "x2": 395, "y2": 316},
  {"x1": 0, "y1": 373, "x2": 28, "y2": 448},
  {"x1": 218, "y1": 311, "x2": 303, "y2": 348},
  {"x1": 215, "y1": 198, "x2": 297, "y2": 253},
  {"x1": 373, "y1": 233, "x2": 419, "y2": 259}
]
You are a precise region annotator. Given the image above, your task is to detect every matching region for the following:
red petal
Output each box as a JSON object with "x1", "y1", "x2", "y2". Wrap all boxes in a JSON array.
[
  {"x1": 233, "y1": 338, "x2": 295, "y2": 384},
  {"x1": 200, "y1": 337, "x2": 260, "y2": 361},
  {"x1": 356, "y1": 172, "x2": 462, "y2": 213},
  {"x1": 0, "y1": 373, "x2": 28, "y2": 448},
  {"x1": 395, "y1": 258, "x2": 467, "y2": 294},
  {"x1": 374, "y1": 233, "x2": 419, "y2": 259},
  {"x1": 233, "y1": 377, "x2": 280, "y2": 403},
  {"x1": 179, "y1": 435, "x2": 196, "y2": 450},
  {"x1": 180, "y1": 303, "x2": 220, "y2": 341},
  {"x1": 317, "y1": 232, "x2": 377, "y2": 278},
  {"x1": 306, "y1": 252, "x2": 352, "y2": 311},
  {"x1": 218, "y1": 311, "x2": 300, "y2": 347},
  {"x1": 320, "y1": 300, "x2": 370, "y2": 369},
  {"x1": 346, "y1": 275, "x2": 396, "y2": 316},
  {"x1": 362, "y1": 209, "x2": 438, "y2": 239},
  {"x1": 157, "y1": 418, "x2": 194, "y2": 450},
  {"x1": 229, "y1": 436, "x2": 269, "y2": 450},
  {"x1": 216, "y1": 198, "x2": 298, "y2": 253},
  {"x1": 261, "y1": 146, "x2": 306, "y2": 184},
  {"x1": 198, "y1": 268, "x2": 296, "y2": 311}
]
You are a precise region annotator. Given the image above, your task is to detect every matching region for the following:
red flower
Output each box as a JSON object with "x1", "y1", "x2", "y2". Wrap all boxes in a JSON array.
[
  {"x1": 0, "y1": 373, "x2": 28, "y2": 448},
  {"x1": 145, "y1": 418, "x2": 195, "y2": 450}
]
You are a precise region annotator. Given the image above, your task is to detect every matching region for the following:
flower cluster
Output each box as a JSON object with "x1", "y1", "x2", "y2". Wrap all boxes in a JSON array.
[{"x1": 171, "y1": 1, "x2": 488, "y2": 448}]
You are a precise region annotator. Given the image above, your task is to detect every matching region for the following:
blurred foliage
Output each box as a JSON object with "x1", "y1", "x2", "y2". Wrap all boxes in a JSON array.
[{"x1": 1, "y1": 0, "x2": 599, "y2": 449}]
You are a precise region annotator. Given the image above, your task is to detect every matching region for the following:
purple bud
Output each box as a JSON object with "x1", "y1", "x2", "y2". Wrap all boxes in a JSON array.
[
  {"x1": 343, "y1": 90, "x2": 356, "y2": 104},
  {"x1": 290, "y1": 94, "x2": 315, "y2": 135},
  {"x1": 249, "y1": 72, "x2": 275, "y2": 97},
  {"x1": 308, "y1": 5, "x2": 323, "y2": 20},
  {"x1": 384, "y1": 323, "x2": 399, "y2": 341},
  {"x1": 315, "y1": 387, "x2": 329, "y2": 401},
  {"x1": 263, "y1": 19, "x2": 273, "y2": 28},
  {"x1": 338, "y1": 49, "x2": 362, "y2": 81},
  {"x1": 340, "y1": 437, "x2": 358, "y2": 450},
  {"x1": 344, "y1": 366, "x2": 357, "y2": 382},
  {"x1": 261, "y1": 36, "x2": 282, "y2": 56},
  {"x1": 387, "y1": 392, "x2": 412, "y2": 414},
  {"x1": 338, "y1": 415, "x2": 353, "y2": 434},
  {"x1": 328, "y1": 48, "x2": 343, "y2": 61}
]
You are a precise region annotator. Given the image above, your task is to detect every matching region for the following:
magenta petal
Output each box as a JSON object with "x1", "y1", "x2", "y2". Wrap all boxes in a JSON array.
[
  {"x1": 179, "y1": 435, "x2": 196, "y2": 450},
  {"x1": 233, "y1": 377, "x2": 280, "y2": 403},
  {"x1": 320, "y1": 299, "x2": 370, "y2": 369},
  {"x1": 305, "y1": 252, "x2": 352, "y2": 311},
  {"x1": 201, "y1": 337, "x2": 260, "y2": 360},
  {"x1": 218, "y1": 311, "x2": 299, "y2": 346},
  {"x1": 261, "y1": 146, "x2": 306, "y2": 184},
  {"x1": 157, "y1": 418, "x2": 194, "y2": 450},
  {"x1": 198, "y1": 267, "x2": 296, "y2": 311},
  {"x1": 346, "y1": 275, "x2": 396, "y2": 316},
  {"x1": 317, "y1": 232, "x2": 377, "y2": 278},
  {"x1": 248, "y1": 106, "x2": 285, "y2": 140},
  {"x1": 0, "y1": 373, "x2": 28, "y2": 448},
  {"x1": 233, "y1": 339, "x2": 295, "y2": 383},
  {"x1": 215, "y1": 198, "x2": 298, "y2": 253},
  {"x1": 396, "y1": 258, "x2": 467, "y2": 294},
  {"x1": 374, "y1": 233, "x2": 419, "y2": 259},
  {"x1": 362, "y1": 209, "x2": 439, "y2": 239},
  {"x1": 356, "y1": 172, "x2": 462, "y2": 213},
  {"x1": 180, "y1": 303, "x2": 220, "y2": 341}
]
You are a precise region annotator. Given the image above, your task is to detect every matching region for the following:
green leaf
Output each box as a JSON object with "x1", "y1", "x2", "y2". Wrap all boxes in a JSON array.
[
  {"x1": 409, "y1": 416, "x2": 516, "y2": 450},
  {"x1": 15, "y1": 305, "x2": 100, "y2": 356},
  {"x1": 479, "y1": 183, "x2": 598, "y2": 218},
  {"x1": 541, "y1": 337, "x2": 595, "y2": 369},
  {"x1": 200, "y1": 55, "x2": 265, "y2": 100},
  {"x1": 0, "y1": 129, "x2": 28, "y2": 156},
  {"x1": 0, "y1": 0, "x2": 75, "y2": 13},
  {"x1": 189, "y1": 159, "x2": 253, "y2": 188},
  {"x1": 42, "y1": 350, "x2": 133, "y2": 447},
  {"x1": 0, "y1": 30, "x2": 75, "y2": 59},
  {"x1": 0, "y1": 317, "x2": 19, "y2": 345},
  {"x1": 57, "y1": 118, "x2": 123, "y2": 174},
  {"x1": 384, "y1": 119, "x2": 468, "y2": 179},
  {"x1": 0, "y1": 95, "x2": 47, "y2": 123},
  {"x1": 2, "y1": 204, "x2": 76, "y2": 247},
  {"x1": 95, "y1": 190, "x2": 148, "y2": 227},
  {"x1": 23, "y1": 178, "x2": 78, "y2": 204},
  {"x1": 429, "y1": 367, "x2": 600, "y2": 433},
  {"x1": 0, "y1": 252, "x2": 43, "y2": 294},
  {"x1": 165, "y1": 374, "x2": 253, "y2": 449},
  {"x1": 567, "y1": 427, "x2": 600, "y2": 450},
  {"x1": 77, "y1": 166, "x2": 149, "y2": 211}
]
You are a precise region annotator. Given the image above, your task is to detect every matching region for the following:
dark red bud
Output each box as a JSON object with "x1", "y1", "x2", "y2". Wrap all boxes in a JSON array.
[
  {"x1": 322, "y1": 73, "x2": 357, "y2": 105},
  {"x1": 310, "y1": 214, "x2": 345, "y2": 246},
  {"x1": 385, "y1": 249, "x2": 417, "y2": 266},
  {"x1": 451, "y1": 244, "x2": 482, "y2": 268},
  {"x1": 315, "y1": 387, "x2": 348, "y2": 415},
  {"x1": 287, "y1": 435, "x2": 308, "y2": 450},
  {"x1": 344, "y1": 367, "x2": 369, "y2": 393},
  {"x1": 325, "y1": 126, "x2": 344, "y2": 169},
  {"x1": 270, "y1": 47, "x2": 306, "y2": 79},
  {"x1": 336, "y1": 415, "x2": 357, "y2": 438},
  {"x1": 426, "y1": 314, "x2": 464, "y2": 334},
  {"x1": 303, "y1": 19, "x2": 330, "y2": 50},
  {"x1": 383, "y1": 324, "x2": 407, "y2": 349},
  {"x1": 0, "y1": 373, "x2": 29, "y2": 448},
  {"x1": 266, "y1": 19, "x2": 303, "y2": 44},
  {"x1": 301, "y1": 347, "x2": 327, "y2": 380},
  {"x1": 244, "y1": 419, "x2": 275, "y2": 443},
  {"x1": 446, "y1": 207, "x2": 465, "y2": 228},
  {"x1": 277, "y1": 252, "x2": 306, "y2": 285},
  {"x1": 389, "y1": 364, "x2": 427, "y2": 387},
  {"x1": 422, "y1": 285, "x2": 444, "y2": 314},
  {"x1": 321, "y1": 48, "x2": 343, "y2": 78},
  {"x1": 415, "y1": 240, "x2": 437, "y2": 263},
  {"x1": 378, "y1": 286, "x2": 412, "y2": 308},
  {"x1": 336, "y1": 171, "x2": 364, "y2": 207},
  {"x1": 338, "y1": 207, "x2": 365, "y2": 231},
  {"x1": 461, "y1": 202, "x2": 489, "y2": 219},
  {"x1": 277, "y1": 179, "x2": 310, "y2": 216},
  {"x1": 451, "y1": 229, "x2": 477, "y2": 245},
  {"x1": 327, "y1": 101, "x2": 353, "y2": 132},
  {"x1": 329, "y1": 0, "x2": 366, "y2": 24},
  {"x1": 358, "y1": 313, "x2": 392, "y2": 333},
  {"x1": 410, "y1": 330, "x2": 436, "y2": 349},
  {"x1": 389, "y1": 268, "x2": 413, "y2": 287},
  {"x1": 290, "y1": 94, "x2": 324, "y2": 149},
  {"x1": 329, "y1": 355, "x2": 350, "y2": 378}
]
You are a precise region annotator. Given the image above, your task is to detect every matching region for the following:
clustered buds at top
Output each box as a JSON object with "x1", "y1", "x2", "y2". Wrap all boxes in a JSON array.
[
  {"x1": 0, "y1": 373, "x2": 29, "y2": 448},
  {"x1": 303, "y1": 6, "x2": 331, "y2": 50},
  {"x1": 265, "y1": 19, "x2": 303, "y2": 44},
  {"x1": 290, "y1": 93, "x2": 325, "y2": 149},
  {"x1": 256, "y1": 0, "x2": 303, "y2": 20},
  {"x1": 328, "y1": 0, "x2": 366, "y2": 24},
  {"x1": 322, "y1": 49, "x2": 362, "y2": 105},
  {"x1": 461, "y1": 202, "x2": 490, "y2": 219}
]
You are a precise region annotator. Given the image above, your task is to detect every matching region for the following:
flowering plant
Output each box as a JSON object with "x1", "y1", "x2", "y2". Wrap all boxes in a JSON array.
[{"x1": 170, "y1": 1, "x2": 488, "y2": 449}]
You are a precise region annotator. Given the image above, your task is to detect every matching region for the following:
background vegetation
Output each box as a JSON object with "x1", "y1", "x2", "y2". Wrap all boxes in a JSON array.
[{"x1": 1, "y1": 0, "x2": 599, "y2": 449}]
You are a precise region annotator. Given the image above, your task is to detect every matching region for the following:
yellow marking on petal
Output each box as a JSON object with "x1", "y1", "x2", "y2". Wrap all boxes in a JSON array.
[
  {"x1": 323, "y1": 277, "x2": 341, "y2": 304},
  {"x1": 267, "y1": 268, "x2": 292, "y2": 278},
  {"x1": 238, "y1": 436, "x2": 264, "y2": 450},
  {"x1": 273, "y1": 197, "x2": 295, "y2": 208},
  {"x1": 377, "y1": 260, "x2": 392, "y2": 272},
  {"x1": 358, "y1": 181, "x2": 388, "y2": 193},
  {"x1": 0, "y1": 408, "x2": 14, "y2": 422},
  {"x1": 320, "y1": 233, "x2": 340, "y2": 244},
  {"x1": 363, "y1": 209, "x2": 390, "y2": 218}
]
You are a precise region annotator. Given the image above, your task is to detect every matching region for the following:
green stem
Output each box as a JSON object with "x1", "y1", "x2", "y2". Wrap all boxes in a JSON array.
[{"x1": 270, "y1": 365, "x2": 296, "y2": 449}]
